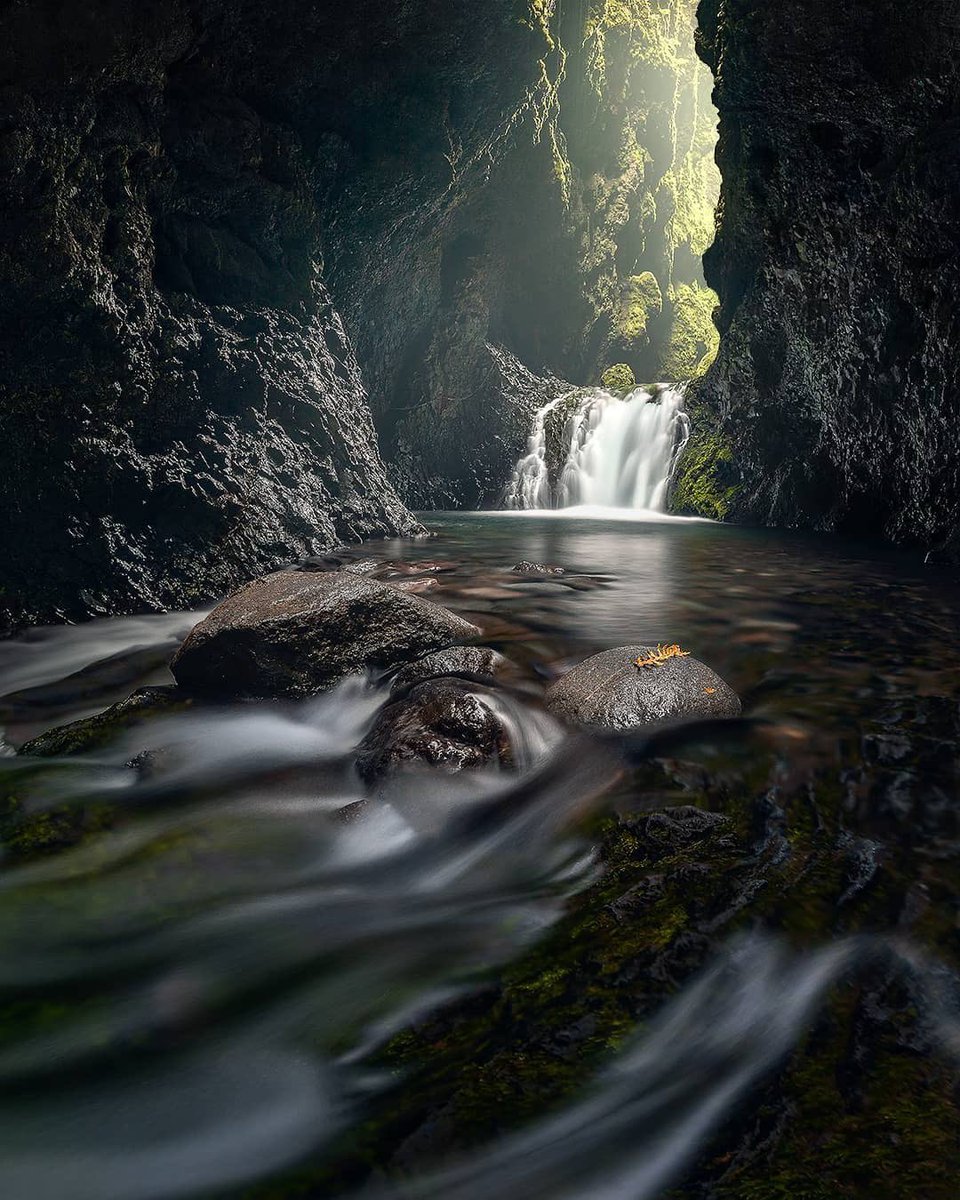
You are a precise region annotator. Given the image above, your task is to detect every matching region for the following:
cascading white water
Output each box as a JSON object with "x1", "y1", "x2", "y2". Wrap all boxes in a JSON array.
[{"x1": 503, "y1": 385, "x2": 691, "y2": 513}]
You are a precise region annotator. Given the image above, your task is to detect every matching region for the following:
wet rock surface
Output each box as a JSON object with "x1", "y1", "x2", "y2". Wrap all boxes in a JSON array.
[
  {"x1": 511, "y1": 562, "x2": 566, "y2": 576},
  {"x1": 20, "y1": 685, "x2": 192, "y2": 758},
  {"x1": 698, "y1": 0, "x2": 960, "y2": 554},
  {"x1": 356, "y1": 680, "x2": 514, "y2": 783},
  {"x1": 546, "y1": 646, "x2": 741, "y2": 730},
  {"x1": 171, "y1": 571, "x2": 480, "y2": 700},
  {"x1": 390, "y1": 647, "x2": 513, "y2": 695}
]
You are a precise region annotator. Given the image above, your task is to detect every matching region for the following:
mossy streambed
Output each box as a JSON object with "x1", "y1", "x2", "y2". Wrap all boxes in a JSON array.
[{"x1": 0, "y1": 513, "x2": 958, "y2": 1199}]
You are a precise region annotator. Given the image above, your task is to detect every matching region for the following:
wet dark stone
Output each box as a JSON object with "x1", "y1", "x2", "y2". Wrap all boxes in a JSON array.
[
  {"x1": 697, "y1": 0, "x2": 960, "y2": 555},
  {"x1": 511, "y1": 562, "x2": 566, "y2": 576},
  {"x1": 20, "y1": 686, "x2": 192, "y2": 758},
  {"x1": 390, "y1": 647, "x2": 513, "y2": 694},
  {"x1": 546, "y1": 646, "x2": 741, "y2": 730},
  {"x1": 356, "y1": 680, "x2": 514, "y2": 783},
  {"x1": 171, "y1": 571, "x2": 480, "y2": 701}
]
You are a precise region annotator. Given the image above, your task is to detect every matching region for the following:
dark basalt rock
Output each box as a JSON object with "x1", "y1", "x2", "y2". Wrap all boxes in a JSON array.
[
  {"x1": 0, "y1": 1, "x2": 723, "y2": 625},
  {"x1": 696, "y1": 0, "x2": 960, "y2": 555},
  {"x1": 390, "y1": 646, "x2": 513, "y2": 694},
  {"x1": 546, "y1": 646, "x2": 741, "y2": 730},
  {"x1": 356, "y1": 679, "x2": 514, "y2": 783},
  {"x1": 170, "y1": 570, "x2": 481, "y2": 700},
  {"x1": 19, "y1": 686, "x2": 192, "y2": 758}
]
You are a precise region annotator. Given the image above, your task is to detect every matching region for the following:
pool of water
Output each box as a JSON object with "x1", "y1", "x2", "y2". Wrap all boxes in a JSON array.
[{"x1": 0, "y1": 513, "x2": 957, "y2": 1200}]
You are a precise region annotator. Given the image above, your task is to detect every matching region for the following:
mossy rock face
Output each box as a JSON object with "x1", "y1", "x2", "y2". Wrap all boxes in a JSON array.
[
  {"x1": 20, "y1": 686, "x2": 192, "y2": 758},
  {"x1": 600, "y1": 364, "x2": 636, "y2": 393},
  {"x1": 671, "y1": 428, "x2": 740, "y2": 520},
  {"x1": 618, "y1": 273, "x2": 663, "y2": 342},
  {"x1": 5, "y1": 686, "x2": 195, "y2": 863},
  {"x1": 660, "y1": 282, "x2": 720, "y2": 380}
]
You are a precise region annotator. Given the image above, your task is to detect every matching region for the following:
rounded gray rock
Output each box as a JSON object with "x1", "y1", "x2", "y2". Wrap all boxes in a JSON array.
[
  {"x1": 171, "y1": 571, "x2": 481, "y2": 700},
  {"x1": 546, "y1": 645, "x2": 741, "y2": 731}
]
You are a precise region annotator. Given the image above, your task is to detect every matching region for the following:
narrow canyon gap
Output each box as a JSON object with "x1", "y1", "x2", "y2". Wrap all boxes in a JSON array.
[{"x1": 1, "y1": 1, "x2": 957, "y2": 629}]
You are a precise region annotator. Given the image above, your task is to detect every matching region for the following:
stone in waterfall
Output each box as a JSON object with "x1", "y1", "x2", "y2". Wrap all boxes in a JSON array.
[
  {"x1": 170, "y1": 571, "x2": 480, "y2": 700},
  {"x1": 546, "y1": 646, "x2": 741, "y2": 731},
  {"x1": 356, "y1": 680, "x2": 514, "y2": 783}
]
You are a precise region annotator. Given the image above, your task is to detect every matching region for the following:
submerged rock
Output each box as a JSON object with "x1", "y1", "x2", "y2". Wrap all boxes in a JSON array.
[
  {"x1": 20, "y1": 686, "x2": 192, "y2": 758},
  {"x1": 546, "y1": 646, "x2": 741, "y2": 731},
  {"x1": 171, "y1": 571, "x2": 480, "y2": 700},
  {"x1": 511, "y1": 561, "x2": 566, "y2": 576},
  {"x1": 390, "y1": 646, "x2": 513, "y2": 694},
  {"x1": 356, "y1": 680, "x2": 514, "y2": 783}
]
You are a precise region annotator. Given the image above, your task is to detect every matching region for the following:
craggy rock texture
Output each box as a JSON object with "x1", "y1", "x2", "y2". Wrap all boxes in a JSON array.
[
  {"x1": 696, "y1": 0, "x2": 960, "y2": 555},
  {"x1": 546, "y1": 644, "x2": 741, "y2": 729},
  {"x1": 356, "y1": 679, "x2": 515, "y2": 783},
  {"x1": 0, "y1": 1, "x2": 431, "y2": 629},
  {"x1": 170, "y1": 570, "x2": 480, "y2": 700},
  {"x1": 0, "y1": 1, "x2": 722, "y2": 615}
]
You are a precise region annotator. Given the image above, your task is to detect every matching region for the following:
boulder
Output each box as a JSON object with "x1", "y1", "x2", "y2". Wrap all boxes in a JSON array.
[
  {"x1": 19, "y1": 686, "x2": 192, "y2": 757},
  {"x1": 546, "y1": 646, "x2": 741, "y2": 731},
  {"x1": 171, "y1": 571, "x2": 480, "y2": 700},
  {"x1": 356, "y1": 680, "x2": 514, "y2": 783},
  {"x1": 390, "y1": 646, "x2": 513, "y2": 694}
]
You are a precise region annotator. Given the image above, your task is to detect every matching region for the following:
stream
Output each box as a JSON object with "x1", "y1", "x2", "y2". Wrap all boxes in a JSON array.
[{"x1": 0, "y1": 512, "x2": 958, "y2": 1198}]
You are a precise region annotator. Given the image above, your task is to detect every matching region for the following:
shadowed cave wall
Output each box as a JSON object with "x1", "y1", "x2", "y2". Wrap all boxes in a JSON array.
[{"x1": 696, "y1": 0, "x2": 960, "y2": 557}]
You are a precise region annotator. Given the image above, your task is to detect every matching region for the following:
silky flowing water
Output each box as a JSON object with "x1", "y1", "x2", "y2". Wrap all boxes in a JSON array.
[
  {"x1": 503, "y1": 386, "x2": 690, "y2": 513},
  {"x1": 1, "y1": 513, "x2": 958, "y2": 1199}
]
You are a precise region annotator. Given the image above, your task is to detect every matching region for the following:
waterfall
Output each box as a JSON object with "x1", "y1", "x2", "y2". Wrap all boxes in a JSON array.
[{"x1": 503, "y1": 384, "x2": 691, "y2": 513}]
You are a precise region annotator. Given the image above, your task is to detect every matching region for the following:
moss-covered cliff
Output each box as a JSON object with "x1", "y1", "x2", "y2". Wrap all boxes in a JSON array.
[{"x1": 343, "y1": 0, "x2": 723, "y2": 506}]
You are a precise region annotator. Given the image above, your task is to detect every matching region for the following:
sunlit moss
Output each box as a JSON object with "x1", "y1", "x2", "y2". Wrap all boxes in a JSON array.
[
  {"x1": 619, "y1": 271, "x2": 663, "y2": 340},
  {"x1": 670, "y1": 427, "x2": 739, "y2": 519},
  {"x1": 660, "y1": 281, "x2": 720, "y2": 378},
  {"x1": 522, "y1": 0, "x2": 556, "y2": 48},
  {"x1": 600, "y1": 363, "x2": 636, "y2": 392}
]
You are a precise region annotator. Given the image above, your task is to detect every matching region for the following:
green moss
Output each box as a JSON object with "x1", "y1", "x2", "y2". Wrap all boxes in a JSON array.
[
  {"x1": 600, "y1": 363, "x2": 636, "y2": 392},
  {"x1": 659, "y1": 281, "x2": 720, "y2": 379},
  {"x1": 0, "y1": 793, "x2": 118, "y2": 863},
  {"x1": 715, "y1": 994, "x2": 960, "y2": 1199},
  {"x1": 670, "y1": 427, "x2": 739, "y2": 520},
  {"x1": 618, "y1": 271, "x2": 663, "y2": 340}
]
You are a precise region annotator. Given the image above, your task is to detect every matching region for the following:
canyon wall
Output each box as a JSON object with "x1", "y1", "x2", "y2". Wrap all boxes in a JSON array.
[
  {"x1": 3, "y1": 0, "x2": 956, "y2": 625},
  {"x1": 0, "y1": 1, "x2": 716, "y2": 625},
  {"x1": 697, "y1": 0, "x2": 960, "y2": 557}
]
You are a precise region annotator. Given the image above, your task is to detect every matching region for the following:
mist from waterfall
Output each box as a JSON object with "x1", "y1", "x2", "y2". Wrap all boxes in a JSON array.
[{"x1": 503, "y1": 385, "x2": 691, "y2": 514}]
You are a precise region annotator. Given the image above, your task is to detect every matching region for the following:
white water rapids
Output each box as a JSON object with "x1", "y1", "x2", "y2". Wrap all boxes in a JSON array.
[{"x1": 503, "y1": 384, "x2": 691, "y2": 513}]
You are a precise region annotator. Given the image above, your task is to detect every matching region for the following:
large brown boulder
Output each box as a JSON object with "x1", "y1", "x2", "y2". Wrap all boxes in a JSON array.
[
  {"x1": 546, "y1": 646, "x2": 741, "y2": 731},
  {"x1": 171, "y1": 571, "x2": 480, "y2": 700}
]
